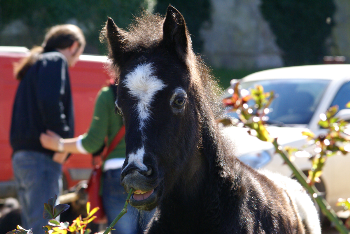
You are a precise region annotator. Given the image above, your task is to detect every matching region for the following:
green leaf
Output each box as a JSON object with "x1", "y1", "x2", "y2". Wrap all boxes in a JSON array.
[
  {"x1": 53, "y1": 204, "x2": 70, "y2": 218},
  {"x1": 48, "y1": 195, "x2": 57, "y2": 207},
  {"x1": 43, "y1": 202, "x2": 54, "y2": 219},
  {"x1": 326, "y1": 105, "x2": 338, "y2": 119},
  {"x1": 336, "y1": 198, "x2": 350, "y2": 210},
  {"x1": 43, "y1": 195, "x2": 69, "y2": 219},
  {"x1": 308, "y1": 169, "x2": 323, "y2": 185},
  {"x1": 338, "y1": 146, "x2": 349, "y2": 155},
  {"x1": 329, "y1": 117, "x2": 339, "y2": 125},
  {"x1": 256, "y1": 122, "x2": 273, "y2": 142},
  {"x1": 318, "y1": 120, "x2": 329, "y2": 128},
  {"x1": 48, "y1": 219, "x2": 60, "y2": 226},
  {"x1": 302, "y1": 131, "x2": 315, "y2": 139},
  {"x1": 326, "y1": 151, "x2": 337, "y2": 157}
]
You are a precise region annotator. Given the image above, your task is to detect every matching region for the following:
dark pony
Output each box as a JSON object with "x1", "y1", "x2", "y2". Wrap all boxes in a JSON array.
[{"x1": 102, "y1": 5, "x2": 320, "y2": 234}]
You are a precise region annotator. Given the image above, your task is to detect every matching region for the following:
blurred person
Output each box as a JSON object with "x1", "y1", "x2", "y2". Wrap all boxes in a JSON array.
[
  {"x1": 10, "y1": 24, "x2": 85, "y2": 233},
  {"x1": 40, "y1": 80, "x2": 153, "y2": 234}
]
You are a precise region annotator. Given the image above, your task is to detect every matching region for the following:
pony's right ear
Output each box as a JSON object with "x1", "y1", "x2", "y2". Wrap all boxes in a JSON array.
[
  {"x1": 104, "y1": 17, "x2": 127, "y2": 67},
  {"x1": 163, "y1": 5, "x2": 192, "y2": 62}
]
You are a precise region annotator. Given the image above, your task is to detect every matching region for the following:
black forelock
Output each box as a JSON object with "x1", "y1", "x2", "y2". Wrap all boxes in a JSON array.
[
  {"x1": 125, "y1": 11, "x2": 164, "y2": 50},
  {"x1": 100, "y1": 10, "x2": 164, "y2": 54}
]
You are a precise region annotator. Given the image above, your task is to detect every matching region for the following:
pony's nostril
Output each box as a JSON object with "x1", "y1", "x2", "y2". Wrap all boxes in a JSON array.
[
  {"x1": 122, "y1": 163, "x2": 153, "y2": 178},
  {"x1": 146, "y1": 167, "x2": 152, "y2": 176},
  {"x1": 121, "y1": 163, "x2": 139, "y2": 178},
  {"x1": 139, "y1": 167, "x2": 153, "y2": 177}
]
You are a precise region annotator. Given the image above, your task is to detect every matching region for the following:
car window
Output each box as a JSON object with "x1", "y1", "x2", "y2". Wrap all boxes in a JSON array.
[
  {"x1": 226, "y1": 79, "x2": 330, "y2": 125},
  {"x1": 330, "y1": 81, "x2": 350, "y2": 111}
]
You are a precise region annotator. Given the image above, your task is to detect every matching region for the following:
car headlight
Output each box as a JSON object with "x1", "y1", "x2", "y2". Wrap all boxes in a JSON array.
[{"x1": 238, "y1": 151, "x2": 271, "y2": 169}]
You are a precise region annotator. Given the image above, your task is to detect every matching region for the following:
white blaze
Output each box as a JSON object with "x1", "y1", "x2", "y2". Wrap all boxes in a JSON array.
[
  {"x1": 123, "y1": 63, "x2": 166, "y2": 128},
  {"x1": 128, "y1": 147, "x2": 148, "y2": 171},
  {"x1": 123, "y1": 63, "x2": 166, "y2": 170}
]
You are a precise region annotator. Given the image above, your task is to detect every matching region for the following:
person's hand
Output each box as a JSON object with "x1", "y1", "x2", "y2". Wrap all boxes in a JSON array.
[
  {"x1": 40, "y1": 130, "x2": 61, "y2": 151},
  {"x1": 92, "y1": 155, "x2": 103, "y2": 167},
  {"x1": 53, "y1": 152, "x2": 69, "y2": 164}
]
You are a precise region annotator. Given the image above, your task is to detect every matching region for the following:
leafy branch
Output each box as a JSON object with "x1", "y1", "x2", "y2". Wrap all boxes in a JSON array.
[
  {"x1": 103, "y1": 188, "x2": 134, "y2": 234},
  {"x1": 302, "y1": 104, "x2": 350, "y2": 186},
  {"x1": 7, "y1": 189, "x2": 134, "y2": 234},
  {"x1": 220, "y1": 82, "x2": 350, "y2": 234}
]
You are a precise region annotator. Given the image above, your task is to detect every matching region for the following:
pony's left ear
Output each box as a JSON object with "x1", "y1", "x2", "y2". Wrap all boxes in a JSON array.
[
  {"x1": 163, "y1": 5, "x2": 192, "y2": 61},
  {"x1": 104, "y1": 17, "x2": 128, "y2": 67}
]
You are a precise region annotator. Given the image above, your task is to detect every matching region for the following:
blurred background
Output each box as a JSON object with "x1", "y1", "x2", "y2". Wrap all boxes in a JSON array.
[{"x1": 0, "y1": 0, "x2": 349, "y2": 88}]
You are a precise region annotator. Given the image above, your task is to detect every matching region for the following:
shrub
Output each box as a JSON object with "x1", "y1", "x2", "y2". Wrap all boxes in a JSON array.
[
  {"x1": 0, "y1": 0, "x2": 155, "y2": 54},
  {"x1": 260, "y1": 0, "x2": 336, "y2": 66}
]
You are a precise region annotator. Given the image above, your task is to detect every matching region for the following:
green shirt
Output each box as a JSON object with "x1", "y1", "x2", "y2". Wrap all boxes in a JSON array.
[{"x1": 81, "y1": 86, "x2": 125, "y2": 160}]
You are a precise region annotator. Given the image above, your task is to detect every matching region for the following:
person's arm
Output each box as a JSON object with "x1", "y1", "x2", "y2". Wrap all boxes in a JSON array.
[
  {"x1": 41, "y1": 131, "x2": 101, "y2": 165},
  {"x1": 53, "y1": 152, "x2": 70, "y2": 164},
  {"x1": 40, "y1": 87, "x2": 111, "y2": 154},
  {"x1": 40, "y1": 130, "x2": 82, "y2": 153},
  {"x1": 37, "y1": 55, "x2": 73, "y2": 138},
  {"x1": 39, "y1": 130, "x2": 80, "y2": 164}
]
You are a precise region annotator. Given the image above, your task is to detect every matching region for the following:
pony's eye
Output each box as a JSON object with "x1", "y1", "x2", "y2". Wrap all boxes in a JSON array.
[
  {"x1": 170, "y1": 88, "x2": 187, "y2": 113},
  {"x1": 173, "y1": 97, "x2": 185, "y2": 107}
]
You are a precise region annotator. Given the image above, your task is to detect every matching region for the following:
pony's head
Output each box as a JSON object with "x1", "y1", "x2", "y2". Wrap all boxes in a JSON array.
[{"x1": 103, "y1": 5, "x2": 222, "y2": 211}]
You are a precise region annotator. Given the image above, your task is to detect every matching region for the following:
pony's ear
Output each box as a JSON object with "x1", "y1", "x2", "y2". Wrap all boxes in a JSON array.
[
  {"x1": 105, "y1": 17, "x2": 128, "y2": 67},
  {"x1": 163, "y1": 5, "x2": 191, "y2": 61}
]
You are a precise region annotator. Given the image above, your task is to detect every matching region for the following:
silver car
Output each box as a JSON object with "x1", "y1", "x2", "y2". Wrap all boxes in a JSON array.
[{"x1": 222, "y1": 64, "x2": 350, "y2": 213}]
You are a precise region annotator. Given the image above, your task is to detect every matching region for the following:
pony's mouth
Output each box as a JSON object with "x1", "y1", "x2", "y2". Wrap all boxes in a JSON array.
[
  {"x1": 133, "y1": 189, "x2": 154, "y2": 201},
  {"x1": 129, "y1": 187, "x2": 158, "y2": 211}
]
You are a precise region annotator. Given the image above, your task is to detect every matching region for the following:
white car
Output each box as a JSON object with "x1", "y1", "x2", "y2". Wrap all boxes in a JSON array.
[{"x1": 221, "y1": 64, "x2": 350, "y2": 213}]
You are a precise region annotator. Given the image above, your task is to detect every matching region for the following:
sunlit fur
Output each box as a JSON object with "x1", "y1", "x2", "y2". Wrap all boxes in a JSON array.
[{"x1": 102, "y1": 6, "x2": 321, "y2": 234}]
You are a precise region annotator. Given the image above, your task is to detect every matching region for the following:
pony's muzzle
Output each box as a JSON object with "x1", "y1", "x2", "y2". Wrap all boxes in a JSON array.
[
  {"x1": 122, "y1": 171, "x2": 149, "y2": 191},
  {"x1": 121, "y1": 168, "x2": 159, "y2": 211},
  {"x1": 121, "y1": 164, "x2": 157, "y2": 193}
]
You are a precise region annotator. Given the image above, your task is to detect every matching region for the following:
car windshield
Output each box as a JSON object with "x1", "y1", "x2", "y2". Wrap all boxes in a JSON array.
[{"x1": 225, "y1": 79, "x2": 330, "y2": 125}]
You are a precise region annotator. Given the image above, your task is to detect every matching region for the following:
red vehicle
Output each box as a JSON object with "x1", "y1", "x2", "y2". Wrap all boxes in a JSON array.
[{"x1": 0, "y1": 46, "x2": 111, "y2": 198}]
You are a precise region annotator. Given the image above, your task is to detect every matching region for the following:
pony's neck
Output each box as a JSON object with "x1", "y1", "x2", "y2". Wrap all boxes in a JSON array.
[
  {"x1": 156, "y1": 155, "x2": 224, "y2": 233},
  {"x1": 152, "y1": 118, "x2": 239, "y2": 234},
  {"x1": 174, "y1": 118, "x2": 229, "y2": 198}
]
